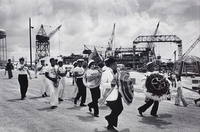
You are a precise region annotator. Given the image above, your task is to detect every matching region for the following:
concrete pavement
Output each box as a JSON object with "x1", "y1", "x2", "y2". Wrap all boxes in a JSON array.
[{"x1": 0, "y1": 70, "x2": 200, "y2": 132}]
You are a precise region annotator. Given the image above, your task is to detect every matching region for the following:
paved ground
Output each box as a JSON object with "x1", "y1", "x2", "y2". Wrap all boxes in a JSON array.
[{"x1": 0, "y1": 69, "x2": 200, "y2": 132}]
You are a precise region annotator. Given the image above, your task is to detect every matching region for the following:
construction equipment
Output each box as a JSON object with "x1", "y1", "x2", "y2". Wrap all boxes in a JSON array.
[
  {"x1": 105, "y1": 23, "x2": 115, "y2": 57},
  {"x1": 147, "y1": 21, "x2": 160, "y2": 61},
  {"x1": 179, "y1": 36, "x2": 200, "y2": 60},
  {"x1": 35, "y1": 24, "x2": 62, "y2": 60},
  {"x1": 133, "y1": 35, "x2": 182, "y2": 69}
]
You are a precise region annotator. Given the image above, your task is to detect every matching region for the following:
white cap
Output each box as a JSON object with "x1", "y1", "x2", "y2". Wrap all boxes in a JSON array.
[
  {"x1": 88, "y1": 60, "x2": 95, "y2": 67},
  {"x1": 77, "y1": 59, "x2": 84, "y2": 62}
]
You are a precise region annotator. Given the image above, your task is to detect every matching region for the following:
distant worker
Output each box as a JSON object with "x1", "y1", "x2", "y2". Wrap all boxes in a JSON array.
[
  {"x1": 34, "y1": 61, "x2": 38, "y2": 78},
  {"x1": 5, "y1": 59, "x2": 14, "y2": 79},
  {"x1": 57, "y1": 61, "x2": 68, "y2": 102},
  {"x1": 175, "y1": 75, "x2": 188, "y2": 107},
  {"x1": 17, "y1": 57, "x2": 32, "y2": 100},
  {"x1": 194, "y1": 89, "x2": 200, "y2": 106}
]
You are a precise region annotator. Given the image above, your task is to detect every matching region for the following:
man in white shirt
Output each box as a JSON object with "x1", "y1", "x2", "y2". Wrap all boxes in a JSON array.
[
  {"x1": 57, "y1": 61, "x2": 67, "y2": 102},
  {"x1": 101, "y1": 57, "x2": 123, "y2": 132},
  {"x1": 45, "y1": 58, "x2": 60, "y2": 109},
  {"x1": 38, "y1": 60, "x2": 48, "y2": 97},
  {"x1": 17, "y1": 57, "x2": 32, "y2": 100},
  {"x1": 74, "y1": 59, "x2": 87, "y2": 107}
]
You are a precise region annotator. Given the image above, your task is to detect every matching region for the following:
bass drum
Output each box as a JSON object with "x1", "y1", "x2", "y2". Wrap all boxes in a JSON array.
[{"x1": 119, "y1": 71, "x2": 134, "y2": 105}]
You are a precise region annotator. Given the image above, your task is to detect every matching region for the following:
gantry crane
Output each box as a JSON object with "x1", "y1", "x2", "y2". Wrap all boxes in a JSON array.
[{"x1": 35, "y1": 24, "x2": 62, "y2": 60}]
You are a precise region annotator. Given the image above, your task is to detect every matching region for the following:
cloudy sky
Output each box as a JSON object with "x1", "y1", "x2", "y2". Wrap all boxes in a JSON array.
[{"x1": 0, "y1": 0, "x2": 199, "y2": 62}]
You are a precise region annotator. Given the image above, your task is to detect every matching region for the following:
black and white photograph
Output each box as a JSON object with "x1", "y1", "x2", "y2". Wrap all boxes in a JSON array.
[{"x1": 0, "y1": 0, "x2": 200, "y2": 131}]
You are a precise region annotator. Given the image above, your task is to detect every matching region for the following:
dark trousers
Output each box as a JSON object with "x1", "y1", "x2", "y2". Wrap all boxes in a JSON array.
[
  {"x1": 138, "y1": 99, "x2": 159, "y2": 115},
  {"x1": 106, "y1": 93, "x2": 123, "y2": 127},
  {"x1": 88, "y1": 86, "x2": 100, "y2": 115},
  {"x1": 18, "y1": 74, "x2": 28, "y2": 98},
  {"x1": 195, "y1": 98, "x2": 200, "y2": 102},
  {"x1": 8, "y1": 70, "x2": 13, "y2": 79},
  {"x1": 75, "y1": 78, "x2": 86, "y2": 104}
]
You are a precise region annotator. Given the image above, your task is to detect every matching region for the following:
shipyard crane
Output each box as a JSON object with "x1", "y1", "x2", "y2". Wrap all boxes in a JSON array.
[
  {"x1": 105, "y1": 23, "x2": 115, "y2": 57},
  {"x1": 179, "y1": 35, "x2": 200, "y2": 60},
  {"x1": 147, "y1": 21, "x2": 160, "y2": 61},
  {"x1": 35, "y1": 24, "x2": 62, "y2": 60}
]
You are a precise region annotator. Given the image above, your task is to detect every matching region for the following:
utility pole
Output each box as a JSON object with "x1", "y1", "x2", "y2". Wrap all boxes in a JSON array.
[{"x1": 29, "y1": 17, "x2": 34, "y2": 67}]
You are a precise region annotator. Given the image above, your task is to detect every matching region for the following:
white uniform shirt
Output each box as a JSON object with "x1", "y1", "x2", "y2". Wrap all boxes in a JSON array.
[
  {"x1": 46, "y1": 65, "x2": 58, "y2": 78},
  {"x1": 101, "y1": 67, "x2": 119, "y2": 101},
  {"x1": 39, "y1": 66, "x2": 47, "y2": 75},
  {"x1": 74, "y1": 66, "x2": 84, "y2": 78},
  {"x1": 17, "y1": 64, "x2": 28, "y2": 74}
]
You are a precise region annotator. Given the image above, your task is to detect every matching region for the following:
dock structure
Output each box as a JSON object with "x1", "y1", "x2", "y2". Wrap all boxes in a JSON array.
[{"x1": 0, "y1": 29, "x2": 7, "y2": 68}]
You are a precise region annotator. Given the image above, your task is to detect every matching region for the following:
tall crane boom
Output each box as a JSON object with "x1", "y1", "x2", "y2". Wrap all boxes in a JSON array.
[
  {"x1": 180, "y1": 36, "x2": 200, "y2": 59},
  {"x1": 106, "y1": 23, "x2": 115, "y2": 57},
  {"x1": 47, "y1": 25, "x2": 62, "y2": 38}
]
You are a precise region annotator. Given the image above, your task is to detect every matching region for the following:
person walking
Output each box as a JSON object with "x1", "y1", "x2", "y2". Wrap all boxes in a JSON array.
[
  {"x1": 74, "y1": 59, "x2": 87, "y2": 107},
  {"x1": 71, "y1": 61, "x2": 78, "y2": 99},
  {"x1": 17, "y1": 57, "x2": 32, "y2": 100},
  {"x1": 37, "y1": 60, "x2": 48, "y2": 97},
  {"x1": 5, "y1": 59, "x2": 14, "y2": 79},
  {"x1": 101, "y1": 57, "x2": 123, "y2": 132},
  {"x1": 57, "y1": 61, "x2": 68, "y2": 102},
  {"x1": 175, "y1": 75, "x2": 188, "y2": 107},
  {"x1": 83, "y1": 60, "x2": 102, "y2": 117},
  {"x1": 138, "y1": 62, "x2": 171, "y2": 117},
  {"x1": 45, "y1": 58, "x2": 60, "y2": 109},
  {"x1": 194, "y1": 89, "x2": 200, "y2": 106},
  {"x1": 34, "y1": 61, "x2": 38, "y2": 78}
]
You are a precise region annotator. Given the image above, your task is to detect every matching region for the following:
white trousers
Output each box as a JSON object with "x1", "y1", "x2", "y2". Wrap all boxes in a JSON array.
[
  {"x1": 46, "y1": 79, "x2": 59, "y2": 106},
  {"x1": 175, "y1": 87, "x2": 187, "y2": 106},
  {"x1": 59, "y1": 77, "x2": 66, "y2": 99},
  {"x1": 40, "y1": 75, "x2": 48, "y2": 94}
]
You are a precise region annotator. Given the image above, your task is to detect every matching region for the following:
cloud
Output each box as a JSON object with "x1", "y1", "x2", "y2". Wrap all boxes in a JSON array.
[{"x1": 0, "y1": 0, "x2": 199, "y2": 62}]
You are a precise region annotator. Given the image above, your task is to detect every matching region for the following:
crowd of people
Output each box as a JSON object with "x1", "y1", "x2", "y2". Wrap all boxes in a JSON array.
[{"x1": 4, "y1": 57, "x2": 200, "y2": 132}]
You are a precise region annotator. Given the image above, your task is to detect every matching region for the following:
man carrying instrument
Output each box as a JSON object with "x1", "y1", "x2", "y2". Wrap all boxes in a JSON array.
[{"x1": 101, "y1": 57, "x2": 123, "y2": 132}]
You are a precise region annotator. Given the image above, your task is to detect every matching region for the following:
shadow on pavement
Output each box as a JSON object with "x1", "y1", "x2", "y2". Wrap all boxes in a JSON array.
[
  {"x1": 159, "y1": 113, "x2": 173, "y2": 118},
  {"x1": 7, "y1": 98, "x2": 23, "y2": 102},
  {"x1": 37, "y1": 106, "x2": 54, "y2": 112},
  {"x1": 139, "y1": 115, "x2": 172, "y2": 129},
  {"x1": 76, "y1": 115, "x2": 96, "y2": 122},
  {"x1": 67, "y1": 106, "x2": 81, "y2": 110},
  {"x1": 29, "y1": 96, "x2": 44, "y2": 99},
  {"x1": 94, "y1": 128, "x2": 130, "y2": 132}
]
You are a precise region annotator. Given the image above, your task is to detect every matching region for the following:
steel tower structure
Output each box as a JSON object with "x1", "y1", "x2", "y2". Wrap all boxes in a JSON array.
[{"x1": 35, "y1": 24, "x2": 62, "y2": 60}]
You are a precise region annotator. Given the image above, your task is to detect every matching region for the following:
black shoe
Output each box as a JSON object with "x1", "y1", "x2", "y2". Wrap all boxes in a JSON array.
[
  {"x1": 107, "y1": 125, "x2": 118, "y2": 132},
  {"x1": 74, "y1": 99, "x2": 77, "y2": 105},
  {"x1": 194, "y1": 100, "x2": 197, "y2": 105},
  {"x1": 44, "y1": 92, "x2": 48, "y2": 97},
  {"x1": 94, "y1": 114, "x2": 99, "y2": 117},
  {"x1": 138, "y1": 109, "x2": 143, "y2": 117},
  {"x1": 51, "y1": 106, "x2": 57, "y2": 109},
  {"x1": 42, "y1": 94, "x2": 45, "y2": 97},
  {"x1": 151, "y1": 113, "x2": 158, "y2": 117},
  {"x1": 21, "y1": 97, "x2": 25, "y2": 100},
  {"x1": 59, "y1": 98, "x2": 64, "y2": 102},
  {"x1": 88, "y1": 105, "x2": 92, "y2": 112},
  {"x1": 80, "y1": 103, "x2": 87, "y2": 107}
]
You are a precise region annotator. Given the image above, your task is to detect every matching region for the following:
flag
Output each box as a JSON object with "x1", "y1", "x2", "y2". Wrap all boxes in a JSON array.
[{"x1": 88, "y1": 47, "x2": 103, "y2": 63}]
